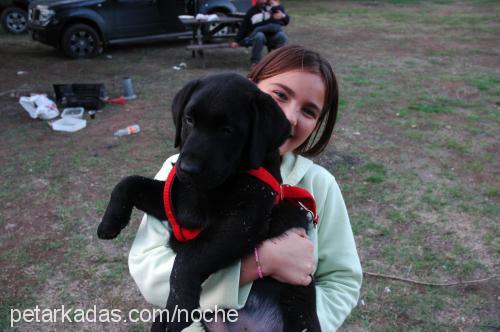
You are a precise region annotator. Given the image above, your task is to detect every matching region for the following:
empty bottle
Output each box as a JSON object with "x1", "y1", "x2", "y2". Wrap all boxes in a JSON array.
[{"x1": 114, "y1": 124, "x2": 140, "y2": 137}]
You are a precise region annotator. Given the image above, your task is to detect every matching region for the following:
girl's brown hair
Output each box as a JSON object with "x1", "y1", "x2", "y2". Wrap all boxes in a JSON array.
[{"x1": 248, "y1": 44, "x2": 339, "y2": 157}]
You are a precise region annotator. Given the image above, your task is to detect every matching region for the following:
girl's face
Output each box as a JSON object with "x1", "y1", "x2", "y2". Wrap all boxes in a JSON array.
[{"x1": 257, "y1": 70, "x2": 326, "y2": 155}]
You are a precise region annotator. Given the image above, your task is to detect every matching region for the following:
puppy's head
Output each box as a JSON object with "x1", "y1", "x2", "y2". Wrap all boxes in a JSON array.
[{"x1": 171, "y1": 73, "x2": 290, "y2": 190}]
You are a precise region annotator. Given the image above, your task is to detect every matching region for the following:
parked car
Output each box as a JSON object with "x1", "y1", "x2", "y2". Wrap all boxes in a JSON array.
[
  {"x1": 1, "y1": 0, "x2": 30, "y2": 33},
  {"x1": 28, "y1": 0, "x2": 251, "y2": 59},
  {"x1": 192, "y1": 0, "x2": 250, "y2": 16}
]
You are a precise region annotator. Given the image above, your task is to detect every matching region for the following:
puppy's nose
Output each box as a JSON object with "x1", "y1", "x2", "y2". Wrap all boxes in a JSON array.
[{"x1": 179, "y1": 161, "x2": 202, "y2": 176}]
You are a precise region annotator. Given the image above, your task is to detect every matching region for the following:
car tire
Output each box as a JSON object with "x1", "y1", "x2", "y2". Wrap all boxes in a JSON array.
[
  {"x1": 1, "y1": 7, "x2": 28, "y2": 34},
  {"x1": 61, "y1": 24, "x2": 102, "y2": 59}
]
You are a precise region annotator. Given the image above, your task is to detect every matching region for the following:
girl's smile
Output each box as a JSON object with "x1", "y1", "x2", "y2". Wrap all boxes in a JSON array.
[{"x1": 256, "y1": 70, "x2": 326, "y2": 155}]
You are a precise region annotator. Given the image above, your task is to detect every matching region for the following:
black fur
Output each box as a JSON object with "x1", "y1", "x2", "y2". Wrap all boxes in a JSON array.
[{"x1": 97, "y1": 73, "x2": 320, "y2": 332}]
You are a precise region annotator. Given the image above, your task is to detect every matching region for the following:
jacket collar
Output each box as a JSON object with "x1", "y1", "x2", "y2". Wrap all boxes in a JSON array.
[{"x1": 280, "y1": 153, "x2": 313, "y2": 186}]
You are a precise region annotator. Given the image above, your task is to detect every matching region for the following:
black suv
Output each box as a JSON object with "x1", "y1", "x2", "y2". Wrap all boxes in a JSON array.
[
  {"x1": 1, "y1": 0, "x2": 31, "y2": 33},
  {"x1": 28, "y1": 0, "x2": 250, "y2": 58}
]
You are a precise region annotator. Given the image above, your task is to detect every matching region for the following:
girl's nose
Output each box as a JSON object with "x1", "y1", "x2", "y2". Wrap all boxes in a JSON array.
[{"x1": 283, "y1": 105, "x2": 298, "y2": 127}]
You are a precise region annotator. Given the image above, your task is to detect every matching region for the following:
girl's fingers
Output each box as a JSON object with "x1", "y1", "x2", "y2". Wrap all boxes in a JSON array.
[
  {"x1": 302, "y1": 274, "x2": 313, "y2": 286},
  {"x1": 288, "y1": 227, "x2": 307, "y2": 238}
]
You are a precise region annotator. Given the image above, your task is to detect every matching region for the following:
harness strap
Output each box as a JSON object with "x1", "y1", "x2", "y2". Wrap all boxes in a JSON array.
[
  {"x1": 281, "y1": 184, "x2": 319, "y2": 224},
  {"x1": 247, "y1": 168, "x2": 281, "y2": 205},
  {"x1": 163, "y1": 166, "x2": 202, "y2": 242},
  {"x1": 164, "y1": 166, "x2": 319, "y2": 242},
  {"x1": 247, "y1": 167, "x2": 318, "y2": 224}
]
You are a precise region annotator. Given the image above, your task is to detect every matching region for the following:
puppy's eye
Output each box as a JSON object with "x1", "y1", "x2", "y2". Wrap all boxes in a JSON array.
[
  {"x1": 221, "y1": 126, "x2": 233, "y2": 135},
  {"x1": 184, "y1": 116, "x2": 194, "y2": 126}
]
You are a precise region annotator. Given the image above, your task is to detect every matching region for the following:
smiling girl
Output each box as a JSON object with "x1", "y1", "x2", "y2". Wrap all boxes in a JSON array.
[{"x1": 129, "y1": 45, "x2": 362, "y2": 331}]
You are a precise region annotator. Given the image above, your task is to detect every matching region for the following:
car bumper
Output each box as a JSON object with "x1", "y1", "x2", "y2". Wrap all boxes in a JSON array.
[{"x1": 29, "y1": 24, "x2": 60, "y2": 48}]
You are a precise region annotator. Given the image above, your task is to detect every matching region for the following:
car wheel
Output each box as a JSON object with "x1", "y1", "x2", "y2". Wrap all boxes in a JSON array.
[
  {"x1": 1, "y1": 7, "x2": 28, "y2": 34},
  {"x1": 62, "y1": 24, "x2": 102, "y2": 59}
]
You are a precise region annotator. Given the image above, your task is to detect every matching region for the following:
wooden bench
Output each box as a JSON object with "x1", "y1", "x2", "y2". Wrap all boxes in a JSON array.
[
  {"x1": 186, "y1": 43, "x2": 231, "y2": 51},
  {"x1": 180, "y1": 16, "x2": 243, "y2": 67}
]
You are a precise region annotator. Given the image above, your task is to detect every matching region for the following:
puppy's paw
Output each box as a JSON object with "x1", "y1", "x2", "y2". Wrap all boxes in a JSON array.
[
  {"x1": 96, "y1": 220, "x2": 122, "y2": 239},
  {"x1": 97, "y1": 209, "x2": 127, "y2": 239},
  {"x1": 97, "y1": 200, "x2": 132, "y2": 239}
]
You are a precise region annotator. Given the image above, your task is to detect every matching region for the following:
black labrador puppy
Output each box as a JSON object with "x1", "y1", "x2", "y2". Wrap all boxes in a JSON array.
[{"x1": 97, "y1": 73, "x2": 320, "y2": 332}]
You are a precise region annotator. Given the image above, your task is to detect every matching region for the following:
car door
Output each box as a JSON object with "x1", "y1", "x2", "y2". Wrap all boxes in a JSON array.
[
  {"x1": 112, "y1": 0, "x2": 163, "y2": 38},
  {"x1": 92, "y1": 0, "x2": 116, "y2": 40},
  {"x1": 156, "y1": 0, "x2": 187, "y2": 33}
]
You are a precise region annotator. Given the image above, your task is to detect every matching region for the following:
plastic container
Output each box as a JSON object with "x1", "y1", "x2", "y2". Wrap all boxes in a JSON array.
[
  {"x1": 51, "y1": 117, "x2": 87, "y2": 132},
  {"x1": 113, "y1": 124, "x2": 140, "y2": 137},
  {"x1": 61, "y1": 107, "x2": 84, "y2": 119},
  {"x1": 122, "y1": 77, "x2": 136, "y2": 100}
]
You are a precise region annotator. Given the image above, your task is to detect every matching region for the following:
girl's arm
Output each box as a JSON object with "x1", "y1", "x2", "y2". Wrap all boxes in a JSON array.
[
  {"x1": 240, "y1": 172, "x2": 362, "y2": 331},
  {"x1": 311, "y1": 176, "x2": 362, "y2": 330},
  {"x1": 240, "y1": 228, "x2": 315, "y2": 286}
]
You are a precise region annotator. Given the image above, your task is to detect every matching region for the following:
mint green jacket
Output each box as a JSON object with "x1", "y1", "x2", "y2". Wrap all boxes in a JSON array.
[{"x1": 128, "y1": 153, "x2": 362, "y2": 331}]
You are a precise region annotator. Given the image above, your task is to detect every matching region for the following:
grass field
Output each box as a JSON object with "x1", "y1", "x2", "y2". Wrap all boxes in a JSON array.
[{"x1": 0, "y1": 0, "x2": 498, "y2": 331}]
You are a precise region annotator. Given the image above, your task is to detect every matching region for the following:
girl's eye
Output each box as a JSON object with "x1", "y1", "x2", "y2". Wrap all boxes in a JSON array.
[
  {"x1": 273, "y1": 90, "x2": 287, "y2": 101},
  {"x1": 303, "y1": 108, "x2": 318, "y2": 119}
]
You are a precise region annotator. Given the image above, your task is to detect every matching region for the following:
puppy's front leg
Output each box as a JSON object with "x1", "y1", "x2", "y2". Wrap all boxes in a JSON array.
[
  {"x1": 269, "y1": 200, "x2": 312, "y2": 238},
  {"x1": 98, "y1": 176, "x2": 166, "y2": 239},
  {"x1": 151, "y1": 251, "x2": 206, "y2": 332}
]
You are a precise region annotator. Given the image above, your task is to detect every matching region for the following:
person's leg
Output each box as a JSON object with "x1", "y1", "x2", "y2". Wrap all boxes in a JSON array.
[
  {"x1": 267, "y1": 30, "x2": 288, "y2": 51},
  {"x1": 250, "y1": 31, "x2": 267, "y2": 64},
  {"x1": 250, "y1": 23, "x2": 283, "y2": 39}
]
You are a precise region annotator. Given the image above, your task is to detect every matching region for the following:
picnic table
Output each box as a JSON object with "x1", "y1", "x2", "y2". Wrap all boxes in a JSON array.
[{"x1": 179, "y1": 15, "x2": 243, "y2": 66}]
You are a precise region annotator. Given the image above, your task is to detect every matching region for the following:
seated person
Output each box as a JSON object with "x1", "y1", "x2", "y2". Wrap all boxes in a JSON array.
[{"x1": 230, "y1": 0, "x2": 290, "y2": 65}]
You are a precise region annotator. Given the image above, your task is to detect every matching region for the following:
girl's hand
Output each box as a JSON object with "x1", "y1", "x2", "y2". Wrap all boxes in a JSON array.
[{"x1": 260, "y1": 228, "x2": 315, "y2": 286}]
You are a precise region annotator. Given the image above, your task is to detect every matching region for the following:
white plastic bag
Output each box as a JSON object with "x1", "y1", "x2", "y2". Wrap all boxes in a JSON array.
[{"x1": 19, "y1": 94, "x2": 59, "y2": 120}]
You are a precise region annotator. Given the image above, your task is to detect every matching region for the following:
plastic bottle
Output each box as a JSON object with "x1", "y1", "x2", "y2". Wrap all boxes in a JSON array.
[{"x1": 113, "y1": 124, "x2": 140, "y2": 137}]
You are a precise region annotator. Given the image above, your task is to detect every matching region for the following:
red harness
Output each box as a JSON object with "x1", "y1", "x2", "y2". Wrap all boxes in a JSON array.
[{"x1": 163, "y1": 166, "x2": 318, "y2": 242}]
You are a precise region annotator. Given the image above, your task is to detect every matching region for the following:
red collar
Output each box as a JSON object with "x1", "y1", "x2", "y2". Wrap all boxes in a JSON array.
[{"x1": 164, "y1": 166, "x2": 318, "y2": 242}]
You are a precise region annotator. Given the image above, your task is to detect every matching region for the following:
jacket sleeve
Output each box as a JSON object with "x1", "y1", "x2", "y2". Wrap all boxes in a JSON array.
[
  {"x1": 128, "y1": 157, "x2": 253, "y2": 324},
  {"x1": 279, "y1": 5, "x2": 290, "y2": 26},
  {"x1": 313, "y1": 175, "x2": 363, "y2": 331}
]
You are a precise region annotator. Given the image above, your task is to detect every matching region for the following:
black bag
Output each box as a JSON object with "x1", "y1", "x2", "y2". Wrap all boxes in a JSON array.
[{"x1": 53, "y1": 84, "x2": 107, "y2": 110}]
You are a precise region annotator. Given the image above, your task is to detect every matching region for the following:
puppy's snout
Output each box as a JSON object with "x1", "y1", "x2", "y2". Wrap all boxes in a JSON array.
[{"x1": 179, "y1": 161, "x2": 202, "y2": 176}]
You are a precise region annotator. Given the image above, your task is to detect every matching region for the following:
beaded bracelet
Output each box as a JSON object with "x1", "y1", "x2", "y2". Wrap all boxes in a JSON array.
[{"x1": 254, "y1": 247, "x2": 264, "y2": 279}]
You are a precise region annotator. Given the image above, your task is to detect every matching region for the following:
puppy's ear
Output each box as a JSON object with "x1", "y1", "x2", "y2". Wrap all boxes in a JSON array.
[
  {"x1": 248, "y1": 91, "x2": 291, "y2": 169},
  {"x1": 172, "y1": 79, "x2": 200, "y2": 148}
]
